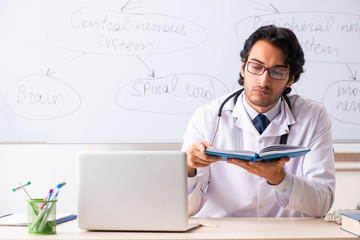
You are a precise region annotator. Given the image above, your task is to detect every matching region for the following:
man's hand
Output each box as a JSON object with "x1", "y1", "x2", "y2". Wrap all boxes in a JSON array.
[
  {"x1": 227, "y1": 157, "x2": 290, "y2": 185},
  {"x1": 186, "y1": 142, "x2": 221, "y2": 177}
]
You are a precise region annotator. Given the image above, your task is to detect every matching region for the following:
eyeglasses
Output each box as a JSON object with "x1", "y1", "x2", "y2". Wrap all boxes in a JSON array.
[{"x1": 246, "y1": 61, "x2": 290, "y2": 80}]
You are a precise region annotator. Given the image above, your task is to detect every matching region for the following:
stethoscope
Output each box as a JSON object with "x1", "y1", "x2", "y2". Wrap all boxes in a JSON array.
[{"x1": 210, "y1": 88, "x2": 292, "y2": 145}]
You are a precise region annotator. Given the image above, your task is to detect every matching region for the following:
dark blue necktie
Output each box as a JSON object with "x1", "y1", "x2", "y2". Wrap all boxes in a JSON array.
[{"x1": 255, "y1": 114, "x2": 268, "y2": 134}]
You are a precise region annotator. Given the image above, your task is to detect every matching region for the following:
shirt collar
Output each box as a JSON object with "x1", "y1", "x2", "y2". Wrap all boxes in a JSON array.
[{"x1": 242, "y1": 93, "x2": 281, "y2": 122}]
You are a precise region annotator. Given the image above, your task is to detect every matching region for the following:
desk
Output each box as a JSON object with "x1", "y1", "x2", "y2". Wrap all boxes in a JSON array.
[{"x1": 0, "y1": 218, "x2": 357, "y2": 240}]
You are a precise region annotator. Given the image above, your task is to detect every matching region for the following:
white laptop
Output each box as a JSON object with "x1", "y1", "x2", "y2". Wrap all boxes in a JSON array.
[{"x1": 76, "y1": 151, "x2": 199, "y2": 232}]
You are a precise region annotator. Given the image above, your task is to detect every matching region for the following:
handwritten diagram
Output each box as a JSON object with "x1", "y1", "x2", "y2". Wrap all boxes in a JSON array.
[
  {"x1": 1, "y1": 0, "x2": 359, "y2": 142},
  {"x1": 6, "y1": 73, "x2": 81, "y2": 119},
  {"x1": 46, "y1": 9, "x2": 208, "y2": 55}
]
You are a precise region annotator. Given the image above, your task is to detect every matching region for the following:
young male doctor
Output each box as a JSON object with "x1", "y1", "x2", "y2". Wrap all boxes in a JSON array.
[{"x1": 182, "y1": 25, "x2": 335, "y2": 218}]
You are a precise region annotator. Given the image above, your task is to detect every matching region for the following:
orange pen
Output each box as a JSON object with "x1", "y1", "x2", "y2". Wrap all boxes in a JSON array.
[{"x1": 40, "y1": 189, "x2": 53, "y2": 210}]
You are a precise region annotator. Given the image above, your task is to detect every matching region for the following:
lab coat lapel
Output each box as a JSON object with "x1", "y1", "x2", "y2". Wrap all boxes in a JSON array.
[
  {"x1": 264, "y1": 99, "x2": 295, "y2": 137},
  {"x1": 231, "y1": 98, "x2": 259, "y2": 135},
  {"x1": 230, "y1": 96, "x2": 296, "y2": 137}
]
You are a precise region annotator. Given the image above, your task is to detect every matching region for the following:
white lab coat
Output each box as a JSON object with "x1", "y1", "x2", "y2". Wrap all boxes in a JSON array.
[{"x1": 182, "y1": 91, "x2": 335, "y2": 218}]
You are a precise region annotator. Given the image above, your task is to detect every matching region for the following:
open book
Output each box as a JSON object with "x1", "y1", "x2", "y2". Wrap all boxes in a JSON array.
[{"x1": 205, "y1": 144, "x2": 310, "y2": 162}]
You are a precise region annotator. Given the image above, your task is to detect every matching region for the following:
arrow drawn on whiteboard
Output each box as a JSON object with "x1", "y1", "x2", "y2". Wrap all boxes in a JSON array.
[
  {"x1": 121, "y1": 0, "x2": 142, "y2": 12},
  {"x1": 46, "y1": 52, "x2": 87, "y2": 77},
  {"x1": 250, "y1": 0, "x2": 280, "y2": 14},
  {"x1": 136, "y1": 55, "x2": 156, "y2": 78},
  {"x1": 345, "y1": 63, "x2": 357, "y2": 80}
]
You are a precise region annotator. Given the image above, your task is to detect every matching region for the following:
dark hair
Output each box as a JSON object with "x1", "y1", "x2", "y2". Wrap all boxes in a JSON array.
[{"x1": 238, "y1": 25, "x2": 305, "y2": 94}]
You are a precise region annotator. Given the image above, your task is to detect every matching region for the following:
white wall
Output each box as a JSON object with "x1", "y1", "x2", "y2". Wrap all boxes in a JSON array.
[
  {"x1": 332, "y1": 168, "x2": 360, "y2": 211},
  {"x1": 0, "y1": 143, "x2": 180, "y2": 214},
  {"x1": 1, "y1": 143, "x2": 359, "y2": 215}
]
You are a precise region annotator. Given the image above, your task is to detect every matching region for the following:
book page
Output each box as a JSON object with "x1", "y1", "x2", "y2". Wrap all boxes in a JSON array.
[{"x1": 259, "y1": 144, "x2": 309, "y2": 155}]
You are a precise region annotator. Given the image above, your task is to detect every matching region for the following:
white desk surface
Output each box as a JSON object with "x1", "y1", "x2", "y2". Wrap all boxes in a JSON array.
[{"x1": 0, "y1": 217, "x2": 357, "y2": 240}]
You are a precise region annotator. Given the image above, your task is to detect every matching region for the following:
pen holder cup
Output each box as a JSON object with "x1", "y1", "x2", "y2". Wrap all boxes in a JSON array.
[{"x1": 27, "y1": 199, "x2": 57, "y2": 235}]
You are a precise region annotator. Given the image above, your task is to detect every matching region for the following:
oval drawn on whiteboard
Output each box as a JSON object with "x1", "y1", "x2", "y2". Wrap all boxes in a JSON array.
[
  {"x1": 46, "y1": 8, "x2": 208, "y2": 55},
  {"x1": 322, "y1": 80, "x2": 360, "y2": 125},
  {"x1": 236, "y1": 12, "x2": 360, "y2": 63},
  {"x1": 115, "y1": 74, "x2": 228, "y2": 114},
  {"x1": 6, "y1": 74, "x2": 81, "y2": 120}
]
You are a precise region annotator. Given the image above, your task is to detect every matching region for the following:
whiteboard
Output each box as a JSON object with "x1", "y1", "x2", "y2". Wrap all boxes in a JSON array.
[{"x1": 0, "y1": 0, "x2": 359, "y2": 143}]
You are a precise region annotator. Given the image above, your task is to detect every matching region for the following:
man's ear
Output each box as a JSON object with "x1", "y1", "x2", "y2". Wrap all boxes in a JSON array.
[
  {"x1": 287, "y1": 76, "x2": 295, "y2": 88},
  {"x1": 240, "y1": 59, "x2": 245, "y2": 78}
]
